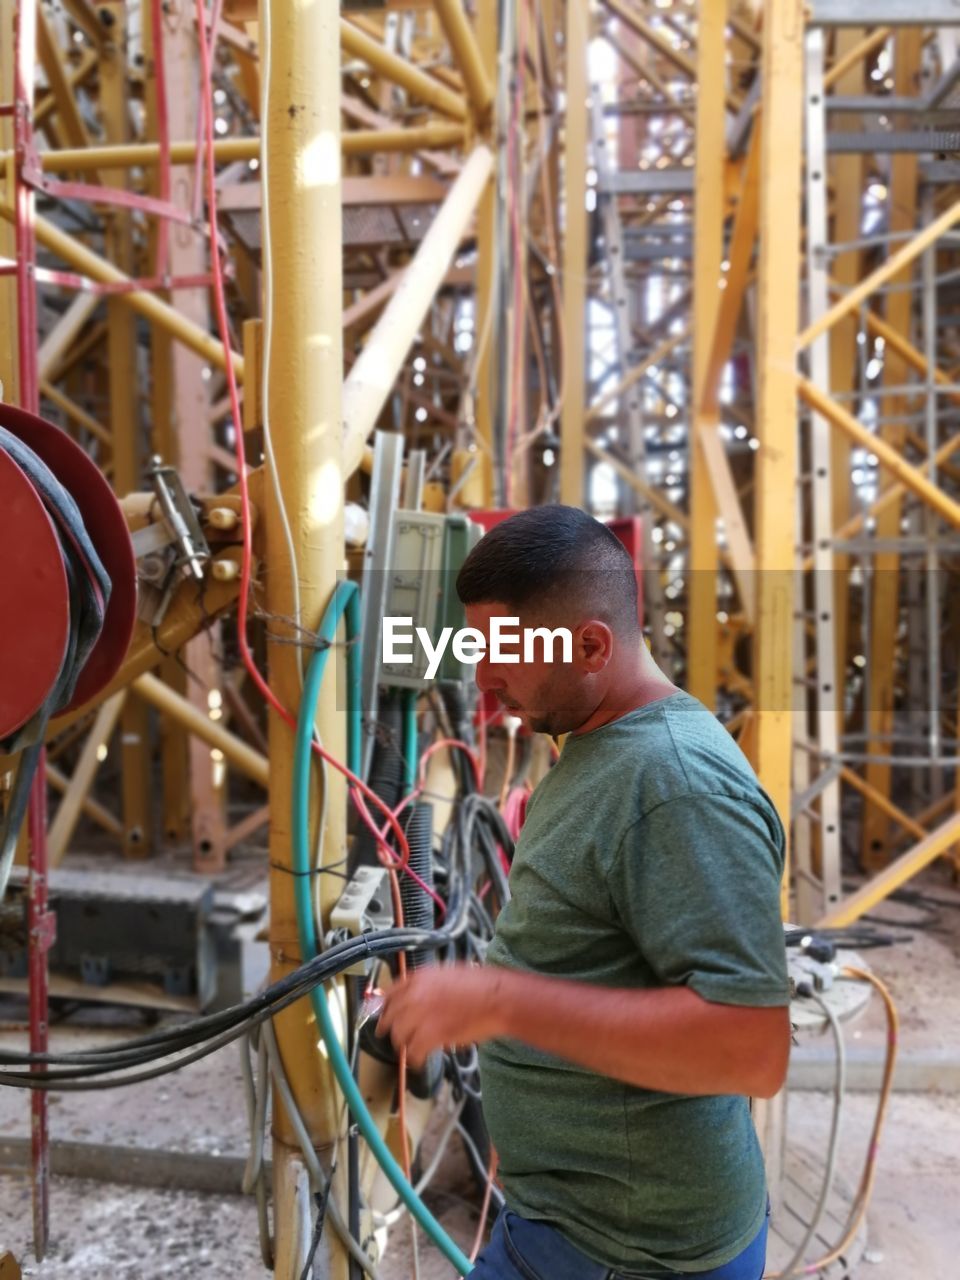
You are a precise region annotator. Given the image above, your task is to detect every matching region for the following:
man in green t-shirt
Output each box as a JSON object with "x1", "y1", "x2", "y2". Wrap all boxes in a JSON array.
[{"x1": 379, "y1": 505, "x2": 791, "y2": 1279}]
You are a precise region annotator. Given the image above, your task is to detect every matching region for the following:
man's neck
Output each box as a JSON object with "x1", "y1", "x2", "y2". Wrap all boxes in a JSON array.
[{"x1": 569, "y1": 667, "x2": 679, "y2": 737}]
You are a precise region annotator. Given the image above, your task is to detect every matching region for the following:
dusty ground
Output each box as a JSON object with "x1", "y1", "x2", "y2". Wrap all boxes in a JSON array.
[{"x1": 0, "y1": 868, "x2": 958, "y2": 1277}]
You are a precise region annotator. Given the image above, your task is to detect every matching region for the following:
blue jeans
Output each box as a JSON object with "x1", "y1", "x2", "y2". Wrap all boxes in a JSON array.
[{"x1": 471, "y1": 1206, "x2": 769, "y2": 1280}]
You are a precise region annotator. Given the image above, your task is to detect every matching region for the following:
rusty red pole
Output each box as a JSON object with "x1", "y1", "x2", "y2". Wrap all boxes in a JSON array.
[{"x1": 13, "y1": 0, "x2": 51, "y2": 1261}]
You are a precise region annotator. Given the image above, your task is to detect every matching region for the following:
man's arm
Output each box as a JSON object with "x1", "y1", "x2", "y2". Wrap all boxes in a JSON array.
[{"x1": 378, "y1": 963, "x2": 791, "y2": 1098}]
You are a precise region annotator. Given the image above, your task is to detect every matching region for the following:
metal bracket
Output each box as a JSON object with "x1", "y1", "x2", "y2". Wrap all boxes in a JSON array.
[
  {"x1": 132, "y1": 460, "x2": 213, "y2": 627},
  {"x1": 147, "y1": 458, "x2": 210, "y2": 581}
]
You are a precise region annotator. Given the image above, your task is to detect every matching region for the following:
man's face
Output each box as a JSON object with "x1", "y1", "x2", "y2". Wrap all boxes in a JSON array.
[{"x1": 464, "y1": 601, "x2": 600, "y2": 736}]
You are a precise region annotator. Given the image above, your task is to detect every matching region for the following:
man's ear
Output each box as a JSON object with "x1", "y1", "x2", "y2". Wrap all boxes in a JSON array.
[{"x1": 576, "y1": 620, "x2": 614, "y2": 672}]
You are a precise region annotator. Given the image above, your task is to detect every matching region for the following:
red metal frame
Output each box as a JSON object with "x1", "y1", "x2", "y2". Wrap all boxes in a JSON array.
[{"x1": 12, "y1": 0, "x2": 51, "y2": 1259}]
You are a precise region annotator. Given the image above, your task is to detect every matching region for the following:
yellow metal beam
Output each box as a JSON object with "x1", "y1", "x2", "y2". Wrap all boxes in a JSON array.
[
  {"x1": 839, "y1": 765, "x2": 927, "y2": 844},
  {"x1": 341, "y1": 17, "x2": 468, "y2": 120},
  {"x1": 802, "y1": 424, "x2": 960, "y2": 574},
  {"x1": 34, "y1": 48, "x2": 98, "y2": 131},
  {"x1": 38, "y1": 294, "x2": 100, "y2": 380},
  {"x1": 797, "y1": 378, "x2": 960, "y2": 527},
  {"x1": 819, "y1": 813, "x2": 960, "y2": 928},
  {"x1": 755, "y1": 0, "x2": 804, "y2": 906},
  {"x1": 102, "y1": 2, "x2": 152, "y2": 860},
  {"x1": 46, "y1": 762, "x2": 123, "y2": 840},
  {"x1": 823, "y1": 26, "x2": 892, "y2": 91},
  {"x1": 341, "y1": 148, "x2": 493, "y2": 477},
  {"x1": 854, "y1": 297, "x2": 960, "y2": 407},
  {"x1": 0, "y1": 124, "x2": 467, "y2": 176},
  {"x1": 265, "y1": 0, "x2": 348, "y2": 1270},
  {"x1": 132, "y1": 675, "x2": 269, "y2": 787},
  {"x1": 433, "y1": 0, "x2": 494, "y2": 118},
  {"x1": 40, "y1": 380, "x2": 111, "y2": 448},
  {"x1": 36, "y1": 7, "x2": 97, "y2": 156},
  {"x1": 47, "y1": 693, "x2": 126, "y2": 866},
  {"x1": 699, "y1": 117, "x2": 761, "y2": 418},
  {"x1": 798, "y1": 198, "x2": 960, "y2": 351},
  {"x1": 687, "y1": 0, "x2": 728, "y2": 709}
]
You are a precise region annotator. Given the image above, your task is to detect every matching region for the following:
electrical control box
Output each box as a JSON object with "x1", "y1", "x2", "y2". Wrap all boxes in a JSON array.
[
  {"x1": 377, "y1": 510, "x2": 482, "y2": 689},
  {"x1": 437, "y1": 513, "x2": 483, "y2": 681}
]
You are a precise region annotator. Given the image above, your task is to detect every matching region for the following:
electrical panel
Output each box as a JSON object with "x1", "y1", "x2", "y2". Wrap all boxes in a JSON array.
[{"x1": 377, "y1": 510, "x2": 482, "y2": 689}]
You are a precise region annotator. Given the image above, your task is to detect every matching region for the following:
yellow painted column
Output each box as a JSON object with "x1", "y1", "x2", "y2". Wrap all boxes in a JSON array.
[
  {"x1": 755, "y1": 0, "x2": 804, "y2": 903},
  {"x1": 102, "y1": 1, "x2": 153, "y2": 859},
  {"x1": 750, "y1": 0, "x2": 804, "y2": 1206},
  {"x1": 264, "y1": 0, "x2": 348, "y2": 1274},
  {"x1": 560, "y1": 0, "x2": 588, "y2": 507},
  {"x1": 687, "y1": 0, "x2": 727, "y2": 710}
]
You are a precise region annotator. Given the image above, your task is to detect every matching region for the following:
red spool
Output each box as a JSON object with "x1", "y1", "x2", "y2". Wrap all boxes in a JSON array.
[
  {"x1": 0, "y1": 447, "x2": 71, "y2": 740},
  {"x1": 0, "y1": 403, "x2": 136, "y2": 729}
]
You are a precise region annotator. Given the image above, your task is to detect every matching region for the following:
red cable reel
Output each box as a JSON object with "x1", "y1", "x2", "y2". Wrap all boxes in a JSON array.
[{"x1": 0, "y1": 403, "x2": 136, "y2": 740}]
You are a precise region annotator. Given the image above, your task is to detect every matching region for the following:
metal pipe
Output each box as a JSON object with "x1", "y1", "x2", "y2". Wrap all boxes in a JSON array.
[
  {"x1": 0, "y1": 197, "x2": 244, "y2": 379},
  {"x1": 821, "y1": 228, "x2": 960, "y2": 256},
  {"x1": 341, "y1": 145, "x2": 493, "y2": 476},
  {"x1": 0, "y1": 124, "x2": 467, "y2": 176},
  {"x1": 340, "y1": 18, "x2": 468, "y2": 120},
  {"x1": 921, "y1": 192, "x2": 942, "y2": 775},
  {"x1": 37, "y1": 293, "x2": 100, "y2": 379},
  {"x1": 797, "y1": 376, "x2": 960, "y2": 529},
  {"x1": 264, "y1": 0, "x2": 348, "y2": 1269},
  {"x1": 433, "y1": 0, "x2": 494, "y2": 117},
  {"x1": 132, "y1": 674, "x2": 268, "y2": 787}
]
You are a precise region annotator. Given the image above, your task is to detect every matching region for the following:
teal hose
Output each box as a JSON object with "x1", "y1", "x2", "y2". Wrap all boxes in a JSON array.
[
  {"x1": 402, "y1": 687, "x2": 419, "y2": 795},
  {"x1": 292, "y1": 580, "x2": 474, "y2": 1276}
]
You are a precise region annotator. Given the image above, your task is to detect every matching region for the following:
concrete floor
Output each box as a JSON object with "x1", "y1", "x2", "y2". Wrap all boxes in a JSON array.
[{"x1": 0, "y1": 869, "x2": 958, "y2": 1277}]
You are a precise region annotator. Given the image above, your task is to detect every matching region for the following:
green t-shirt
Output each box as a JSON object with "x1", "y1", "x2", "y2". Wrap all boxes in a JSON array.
[{"x1": 478, "y1": 691, "x2": 789, "y2": 1275}]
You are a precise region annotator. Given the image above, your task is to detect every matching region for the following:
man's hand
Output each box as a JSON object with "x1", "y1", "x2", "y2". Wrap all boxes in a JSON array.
[
  {"x1": 381, "y1": 964, "x2": 790, "y2": 1097},
  {"x1": 377, "y1": 963, "x2": 511, "y2": 1069}
]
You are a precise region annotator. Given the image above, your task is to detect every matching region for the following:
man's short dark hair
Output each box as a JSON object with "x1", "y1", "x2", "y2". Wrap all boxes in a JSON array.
[{"x1": 456, "y1": 505, "x2": 640, "y2": 637}]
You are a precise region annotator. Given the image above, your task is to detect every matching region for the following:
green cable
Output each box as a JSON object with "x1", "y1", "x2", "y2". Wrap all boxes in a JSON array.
[
  {"x1": 402, "y1": 687, "x2": 419, "y2": 795},
  {"x1": 292, "y1": 580, "x2": 474, "y2": 1277}
]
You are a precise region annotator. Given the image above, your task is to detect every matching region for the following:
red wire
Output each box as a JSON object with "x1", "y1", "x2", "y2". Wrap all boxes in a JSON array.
[
  {"x1": 353, "y1": 788, "x2": 447, "y2": 920},
  {"x1": 417, "y1": 736, "x2": 482, "y2": 791}
]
